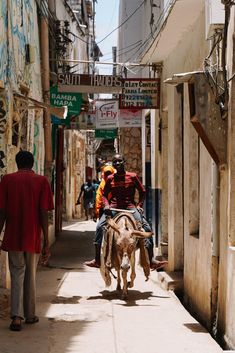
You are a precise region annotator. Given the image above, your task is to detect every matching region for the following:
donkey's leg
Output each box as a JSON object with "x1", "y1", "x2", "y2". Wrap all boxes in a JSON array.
[
  {"x1": 128, "y1": 255, "x2": 136, "y2": 288},
  {"x1": 116, "y1": 269, "x2": 121, "y2": 291},
  {"x1": 121, "y1": 269, "x2": 128, "y2": 298}
]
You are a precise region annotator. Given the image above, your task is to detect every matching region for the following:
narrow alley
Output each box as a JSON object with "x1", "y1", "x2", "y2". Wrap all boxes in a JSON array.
[{"x1": 0, "y1": 220, "x2": 224, "y2": 353}]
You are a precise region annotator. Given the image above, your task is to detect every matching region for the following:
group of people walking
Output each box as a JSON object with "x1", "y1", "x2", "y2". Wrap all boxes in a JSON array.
[{"x1": 0, "y1": 150, "x2": 167, "y2": 333}]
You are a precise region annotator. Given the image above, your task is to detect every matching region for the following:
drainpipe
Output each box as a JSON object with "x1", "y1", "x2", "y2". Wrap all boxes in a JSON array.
[{"x1": 40, "y1": 3, "x2": 52, "y2": 177}]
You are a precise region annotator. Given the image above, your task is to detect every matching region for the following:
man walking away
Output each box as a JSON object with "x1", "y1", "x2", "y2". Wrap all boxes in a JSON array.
[
  {"x1": 76, "y1": 177, "x2": 95, "y2": 220},
  {"x1": 0, "y1": 151, "x2": 54, "y2": 331}
]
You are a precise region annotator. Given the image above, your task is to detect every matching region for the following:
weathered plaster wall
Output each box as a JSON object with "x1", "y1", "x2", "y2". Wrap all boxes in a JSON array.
[
  {"x1": 0, "y1": 0, "x2": 48, "y2": 287},
  {"x1": 0, "y1": 0, "x2": 44, "y2": 173},
  {"x1": 160, "y1": 9, "x2": 217, "y2": 326},
  {"x1": 222, "y1": 5, "x2": 235, "y2": 348}
]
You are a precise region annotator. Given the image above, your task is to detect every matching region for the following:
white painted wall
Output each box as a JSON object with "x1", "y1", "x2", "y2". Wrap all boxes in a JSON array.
[
  {"x1": 118, "y1": 0, "x2": 235, "y2": 340},
  {"x1": 222, "y1": 5, "x2": 235, "y2": 348},
  {"x1": 161, "y1": 9, "x2": 216, "y2": 326},
  {"x1": 139, "y1": 0, "x2": 224, "y2": 330}
]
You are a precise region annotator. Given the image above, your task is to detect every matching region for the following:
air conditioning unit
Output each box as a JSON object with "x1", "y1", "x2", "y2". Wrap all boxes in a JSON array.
[{"x1": 205, "y1": 0, "x2": 224, "y2": 39}]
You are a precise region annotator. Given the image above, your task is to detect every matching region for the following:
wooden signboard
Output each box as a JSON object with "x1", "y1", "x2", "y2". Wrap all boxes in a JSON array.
[
  {"x1": 119, "y1": 78, "x2": 160, "y2": 109},
  {"x1": 57, "y1": 73, "x2": 122, "y2": 94}
]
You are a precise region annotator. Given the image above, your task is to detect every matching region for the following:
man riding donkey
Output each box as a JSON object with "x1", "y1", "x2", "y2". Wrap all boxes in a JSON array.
[{"x1": 85, "y1": 154, "x2": 168, "y2": 271}]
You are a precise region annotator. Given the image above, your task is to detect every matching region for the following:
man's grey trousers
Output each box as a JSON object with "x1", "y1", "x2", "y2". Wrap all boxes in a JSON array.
[{"x1": 8, "y1": 251, "x2": 40, "y2": 319}]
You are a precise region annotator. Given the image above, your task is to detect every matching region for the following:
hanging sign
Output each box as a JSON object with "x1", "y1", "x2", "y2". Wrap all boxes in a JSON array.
[
  {"x1": 119, "y1": 109, "x2": 141, "y2": 127},
  {"x1": 57, "y1": 73, "x2": 122, "y2": 94},
  {"x1": 50, "y1": 85, "x2": 82, "y2": 116},
  {"x1": 119, "y1": 78, "x2": 160, "y2": 109},
  {"x1": 95, "y1": 129, "x2": 117, "y2": 139},
  {"x1": 69, "y1": 111, "x2": 96, "y2": 130},
  {"x1": 95, "y1": 99, "x2": 119, "y2": 129}
]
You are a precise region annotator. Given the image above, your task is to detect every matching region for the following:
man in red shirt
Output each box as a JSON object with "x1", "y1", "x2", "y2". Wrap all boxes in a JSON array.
[
  {"x1": 85, "y1": 154, "x2": 167, "y2": 271},
  {"x1": 0, "y1": 151, "x2": 54, "y2": 331}
]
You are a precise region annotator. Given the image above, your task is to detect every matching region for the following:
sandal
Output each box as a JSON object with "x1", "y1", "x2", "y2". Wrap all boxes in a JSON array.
[
  {"x1": 9, "y1": 316, "x2": 22, "y2": 331},
  {"x1": 84, "y1": 259, "x2": 100, "y2": 268},
  {"x1": 150, "y1": 260, "x2": 168, "y2": 271},
  {"x1": 25, "y1": 316, "x2": 39, "y2": 324}
]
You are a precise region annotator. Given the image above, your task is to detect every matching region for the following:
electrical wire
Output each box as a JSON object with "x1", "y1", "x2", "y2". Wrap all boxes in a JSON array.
[
  {"x1": 202, "y1": 2, "x2": 232, "y2": 119},
  {"x1": 96, "y1": 0, "x2": 145, "y2": 45},
  {"x1": 103, "y1": 0, "x2": 119, "y2": 35},
  {"x1": 102, "y1": 41, "x2": 144, "y2": 62},
  {"x1": 68, "y1": 31, "x2": 90, "y2": 44},
  {"x1": 101, "y1": 40, "x2": 142, "y2": 57},
  {"x1": 124, "y1": 0, "x2": 175, "y2": 65}
]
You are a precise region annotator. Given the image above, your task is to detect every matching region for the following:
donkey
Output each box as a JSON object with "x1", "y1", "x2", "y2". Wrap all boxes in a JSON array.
[{"x1": 100, "y1": 212, "x2": 153, "y2": 298}]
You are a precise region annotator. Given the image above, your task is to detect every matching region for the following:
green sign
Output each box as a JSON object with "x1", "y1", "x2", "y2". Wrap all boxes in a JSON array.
[
  {"x1": 95, "y1": 129, "x2": 117, "y2": 139},
  {"x1": 50, "y1": 86, "x2": 82, "y2": 116}
]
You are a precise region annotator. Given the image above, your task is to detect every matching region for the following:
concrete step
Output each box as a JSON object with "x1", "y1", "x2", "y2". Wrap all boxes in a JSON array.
[{"x1": 157, "y1": 270, "x2": 183, "y2": 293}]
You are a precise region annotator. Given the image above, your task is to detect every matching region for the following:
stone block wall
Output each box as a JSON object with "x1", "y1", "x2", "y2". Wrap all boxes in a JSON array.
[{"x1": 119, "y1": 127, "x2": 142, "y2": 177}]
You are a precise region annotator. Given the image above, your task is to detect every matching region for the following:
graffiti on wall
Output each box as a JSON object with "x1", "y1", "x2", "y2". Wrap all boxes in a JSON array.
[
  {"x1": 0, "y1": 0, "x2": 44, "y2": 173},
  {"x1": 0, "y1": 96, "x2": 7, "y2": 171}
]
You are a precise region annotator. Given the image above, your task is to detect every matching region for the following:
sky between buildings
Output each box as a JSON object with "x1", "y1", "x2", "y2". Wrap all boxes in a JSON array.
[{"x1": 95, "y1": 0, "x2": 119, "y2": 76}]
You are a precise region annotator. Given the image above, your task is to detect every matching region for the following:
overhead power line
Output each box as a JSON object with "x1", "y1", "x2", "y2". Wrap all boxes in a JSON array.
[
  {"x1": 102, "y1": 40, "x2": 142, "y2": 57},
  {"x1": 97, "y1": 0, "x2": 145, "y2": 45},
  {"x1": 53, "y1": 58, "x2": 153, "y2": 68},
  {"x1": 102, "y1": 41, "x2": 143, "y2": 62},
  {"x1": 124, "y1": 0, "x2": 175, "y2": 64}
]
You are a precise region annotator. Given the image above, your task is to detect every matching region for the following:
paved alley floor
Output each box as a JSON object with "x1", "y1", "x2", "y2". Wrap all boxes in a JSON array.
[{"x1": 0, "y1": 220, "x2": 224, "y2": 353}]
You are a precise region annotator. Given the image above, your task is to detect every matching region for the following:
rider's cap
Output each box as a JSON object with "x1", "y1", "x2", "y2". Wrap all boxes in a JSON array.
[{"x1": 103, "y1": 165, "x2": 115, "y2": 175}]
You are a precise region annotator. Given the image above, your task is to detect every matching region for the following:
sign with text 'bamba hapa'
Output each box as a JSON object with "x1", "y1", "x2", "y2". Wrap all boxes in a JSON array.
[
  {"x1": 50, "y1": 85, "x2": 82, "y2": 116},
  {"x1": 57, "y1": 73, "x2": 122, "y2": 94},
  {"x1": 119, "y1": 78, "x2": 160, "y2": 109}
]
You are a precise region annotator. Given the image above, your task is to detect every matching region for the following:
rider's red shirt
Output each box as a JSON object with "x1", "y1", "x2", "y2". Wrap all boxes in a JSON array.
[
  {"x1": 103, "y1": 171, "x2": 146, "y2": 209},
  {"x1": 0, "y1": 170, "x2": 54, "y2": 253}
]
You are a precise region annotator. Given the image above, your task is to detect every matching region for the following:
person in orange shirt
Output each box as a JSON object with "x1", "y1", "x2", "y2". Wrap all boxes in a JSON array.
[{"x1": 95, "y1": 165, "x2": 115, "y2": 219}]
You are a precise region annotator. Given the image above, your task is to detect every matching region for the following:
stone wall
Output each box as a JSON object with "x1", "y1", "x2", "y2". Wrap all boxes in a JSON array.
[
  {"x1": 63, "y1": 130, "x2": 86, "y2": 221},
  {"x1": 119, "y1": 127, "x2": 142, "y2": 177}
]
